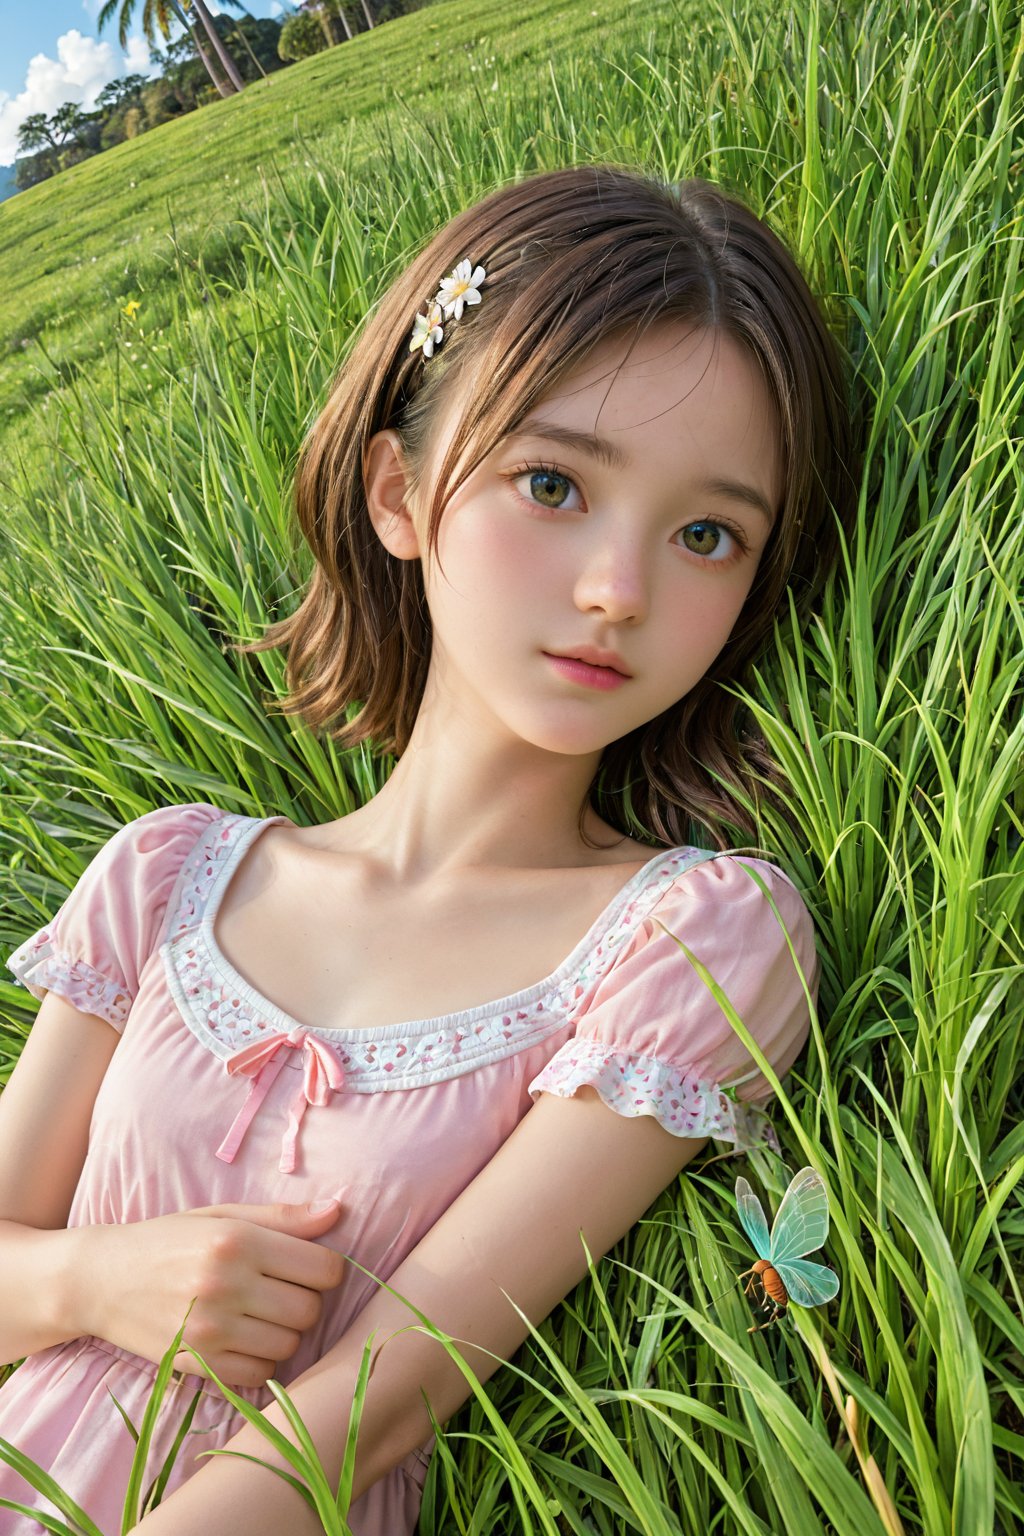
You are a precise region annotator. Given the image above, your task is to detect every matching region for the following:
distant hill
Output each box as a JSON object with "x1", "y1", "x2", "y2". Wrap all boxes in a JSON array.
[
  {"x1": 0, "y1": 164, "x2": 19, "y2": 205},
  {"x1": 0, "y1": 0, "x2": 671, "y2": 468}
]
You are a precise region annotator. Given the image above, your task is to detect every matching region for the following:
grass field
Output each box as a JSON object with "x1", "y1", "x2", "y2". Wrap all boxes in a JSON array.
[{"x1": 1, "y1": 0, "x2": 1022, "y2": 1530}]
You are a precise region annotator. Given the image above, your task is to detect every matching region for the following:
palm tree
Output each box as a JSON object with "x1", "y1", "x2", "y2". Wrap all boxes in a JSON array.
[
  {"x1": 187, "y1": 0, "x2": 247, "y2": 92},
  {"x1": 299, "y1": 0, "x2": 352, "y2": 46},
  {"x1": 332, "y1": 2, "x2": 354, "y2": 43},
  {"x1": 96, "y1": 0, "x2": 247, "y2": 100},
  {"x1": 164, "y1": 0, "x2": 236, "y2": 94},
  {"x1": 224, "y1": 13, "x2": 268, "y2": 79}
]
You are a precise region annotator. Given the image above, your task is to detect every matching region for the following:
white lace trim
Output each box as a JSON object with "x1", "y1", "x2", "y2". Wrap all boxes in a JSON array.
[
  {"x1": 160, "y1": 812, "x2": 721, "y2": 1090},
  {"x1": 6, "y1": 933, "x2": 132, "y2": 1028},
  {"x1": 526, "y1": 1036, "x2": 779, "y2": 1152}
]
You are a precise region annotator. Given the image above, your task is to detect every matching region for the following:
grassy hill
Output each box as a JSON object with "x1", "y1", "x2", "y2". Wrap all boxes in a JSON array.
[{"x1": 0, "y1": 0, "x2": 677, "y2": 483}]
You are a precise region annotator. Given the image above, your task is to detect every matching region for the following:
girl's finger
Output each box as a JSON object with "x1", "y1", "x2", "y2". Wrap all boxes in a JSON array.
[{"x1": 172, "y1": 1348, "x2": 276, "y2": 1390}]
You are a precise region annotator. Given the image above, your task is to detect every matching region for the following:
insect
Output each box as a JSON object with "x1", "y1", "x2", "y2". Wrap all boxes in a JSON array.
[{"x1": 735, "y1": 1166, "x2": 840, "y2": 1331}]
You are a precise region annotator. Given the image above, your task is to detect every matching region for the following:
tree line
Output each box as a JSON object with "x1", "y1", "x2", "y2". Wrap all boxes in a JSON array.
[{"x1": 13, "y1": 0, "x2": 423, "y2": 192}]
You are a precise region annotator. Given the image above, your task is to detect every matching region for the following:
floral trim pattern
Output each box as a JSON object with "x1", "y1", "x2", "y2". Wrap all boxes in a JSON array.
[
  {"x1": 5, "y1": 931, "x2": 132, "y2": 1028},
  {"x1": 527, "y1": 1037, "x2": 780, "y2": 1152},
  {"x1": 159, "y1": 813, "x2": 722, "y2": 1091}
]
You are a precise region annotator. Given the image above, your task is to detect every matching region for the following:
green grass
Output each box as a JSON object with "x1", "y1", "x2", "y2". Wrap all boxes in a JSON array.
[{"x1": 1, "y1": 0, "x2": 1022, "y2": 1530}]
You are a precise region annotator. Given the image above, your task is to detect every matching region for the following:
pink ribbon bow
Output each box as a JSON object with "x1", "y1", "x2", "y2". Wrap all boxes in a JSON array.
[{"x1": 215, "y1": 1026, "x2": 346, "y2": 1174}]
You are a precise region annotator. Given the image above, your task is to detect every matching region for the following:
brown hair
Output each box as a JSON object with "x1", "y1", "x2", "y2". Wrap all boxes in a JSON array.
[{"x1": 232, "y1": 163, "x2": 860, "y2": 851}]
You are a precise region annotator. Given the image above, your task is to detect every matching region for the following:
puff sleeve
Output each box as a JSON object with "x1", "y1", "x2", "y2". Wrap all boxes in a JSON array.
[
  {"x1": 5, "y1": 801, "x2": 223, "y2": 1032},
  {"x1": 527, "y1": 855, "x2": 819, "y2": 1154}
]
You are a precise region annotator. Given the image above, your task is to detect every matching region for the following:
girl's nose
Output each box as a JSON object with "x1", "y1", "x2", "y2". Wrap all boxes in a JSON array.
[{"x1": 572, "y1": 540, "x2": 649, "y2": 624}]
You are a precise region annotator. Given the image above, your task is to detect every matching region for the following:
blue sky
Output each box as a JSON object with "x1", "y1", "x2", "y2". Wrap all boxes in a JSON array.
[{"x1": 1, "y1": 0, "x2": 292, "y2": 167}]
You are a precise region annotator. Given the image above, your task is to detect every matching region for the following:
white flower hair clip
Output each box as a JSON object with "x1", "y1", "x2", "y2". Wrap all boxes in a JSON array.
[
  {"x1": 437, "y1": 258, "x2": 487, "y2": 319},
  {"x1": 409, "y1": 257, "x2": 487, "y2": 359},
  {"x1": 409, "y1": 300, "x2": 444, "y2": 359}
]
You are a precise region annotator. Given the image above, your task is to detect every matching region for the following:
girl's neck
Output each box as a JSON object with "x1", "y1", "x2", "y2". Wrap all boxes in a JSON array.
[{"x1": 307, "y1": 795, "x2": 647, "y2": 886}]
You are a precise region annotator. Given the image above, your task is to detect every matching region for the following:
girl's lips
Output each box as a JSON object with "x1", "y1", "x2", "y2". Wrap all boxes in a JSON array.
[{"x1": 542, "y1": 652, "x2": 629, "y2": 690}]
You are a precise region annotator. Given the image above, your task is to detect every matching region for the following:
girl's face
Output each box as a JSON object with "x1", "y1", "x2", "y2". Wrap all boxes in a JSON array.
[{"x1": 403, "y1": 321, "x2": 783, "y2": 759}]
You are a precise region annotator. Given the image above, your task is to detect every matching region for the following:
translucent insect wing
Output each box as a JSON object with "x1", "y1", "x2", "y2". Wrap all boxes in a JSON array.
[
  {"x1": 774, "y1": 1256, "x2": 841, "y2": 1307},
  {"x1": 735, "y1": 1177, "x2": 771, "y2": 1260},
  {"x1": 768, "y1": 1167, "x2": 831, "y2": 1267}
]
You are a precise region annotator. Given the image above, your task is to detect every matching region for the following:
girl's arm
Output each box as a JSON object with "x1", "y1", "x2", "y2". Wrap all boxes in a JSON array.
[
  {"x1": 0, "y1": 990, "x2": 119, "y2": 1362},
  {"x1": 0, "y1": 989, "x2": 345, "y2": 1382},
  {"x1": 133, "y1": 1086, "x2": 709, "y2": 1534}
]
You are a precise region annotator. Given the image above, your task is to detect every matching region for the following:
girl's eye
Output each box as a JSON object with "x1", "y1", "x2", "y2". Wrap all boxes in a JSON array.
[
  {"x1": 511, "y1": 465, "x2": 582, "y2": 511},
  {"x1": 679, "y1": 521, "x2": 740, "y2": 560}
]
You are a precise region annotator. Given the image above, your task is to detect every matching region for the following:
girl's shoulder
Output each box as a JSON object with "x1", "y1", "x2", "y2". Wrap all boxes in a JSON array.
[
  {"x1": 653, "y1": 847, "x2": 812, "y2": 922},
  {"x1": 617, "y1": 847, "x2": 819, "y2": 1057},
  {"x1": 7, "y1": 801, "x2": 230, "y2": 1030},
  {"x1": 611, "y1": 842, "x2": 815, "y2": 953}
]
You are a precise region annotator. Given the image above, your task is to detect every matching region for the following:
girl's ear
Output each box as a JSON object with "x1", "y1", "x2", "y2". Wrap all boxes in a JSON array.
[{"x1": 363, "y1": 429, "x2": 422, "y2": 561}]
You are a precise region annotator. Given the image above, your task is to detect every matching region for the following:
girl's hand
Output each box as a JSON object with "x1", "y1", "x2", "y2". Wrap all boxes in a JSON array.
[{"x1": 74, "y1": 1199, "x2": 347, "y2": 1388}]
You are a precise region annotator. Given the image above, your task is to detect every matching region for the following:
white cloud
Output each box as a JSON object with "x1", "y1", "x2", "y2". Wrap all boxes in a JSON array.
[
  {"x1": 123, "y1": 35, "x2": 153, "y2": 74},
  {"x1": 0, "y1": 29, "x2": 160, "y2": 167},
  {"x1": 269, "y1": 2, "x2": 284, "y2": 14}
]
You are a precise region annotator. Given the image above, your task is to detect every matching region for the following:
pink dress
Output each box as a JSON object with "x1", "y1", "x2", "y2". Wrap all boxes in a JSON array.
[{"x1": 0, "y1": 802, "x2": 817, "y2": 1535}]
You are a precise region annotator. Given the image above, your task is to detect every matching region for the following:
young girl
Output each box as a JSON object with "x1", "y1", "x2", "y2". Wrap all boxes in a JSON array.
[{"x1": 0, "y1": 163, "x2": 857, "y2": 1535}]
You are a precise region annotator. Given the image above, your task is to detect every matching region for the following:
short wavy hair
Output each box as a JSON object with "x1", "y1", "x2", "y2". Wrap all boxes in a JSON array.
[{"x1": 233, "y1": 162, "x2": 860, "y2": 851}]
